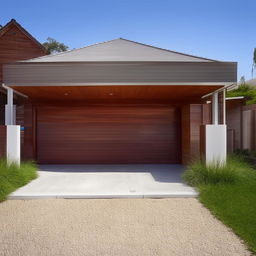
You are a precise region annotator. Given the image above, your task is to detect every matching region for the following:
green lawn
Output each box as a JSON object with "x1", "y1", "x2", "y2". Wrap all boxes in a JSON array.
[
  {"x1": 183, "y1": 156, "x2": 256, "y2": 254},
  {"x1": 0, "y1": 158, "x2": 38, "y2": 202}
]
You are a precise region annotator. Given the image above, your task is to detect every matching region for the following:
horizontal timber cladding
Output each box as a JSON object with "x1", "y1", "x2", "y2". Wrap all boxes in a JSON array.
[
  {"x1": 36, "y1": 104, "x2": 181, "y2": 164},
  {"x1": 181, "y1": 104, "x2": 211, "y2": 164},
  {"x1": 3, "y1": 61, "x2": 237, "y2": 85},
  {"x1": 0, "y1": 125, "x2": 6, "y2": 157},
  {"x1": 0, "y1": 23, "x2": 46, "y2": 82},
  {"x1": 10, "y1": 85, "x2": 223, "y2": 104}
]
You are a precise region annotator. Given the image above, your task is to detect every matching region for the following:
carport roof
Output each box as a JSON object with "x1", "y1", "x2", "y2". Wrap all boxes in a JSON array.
[{"x1": 20, "y1": 38, "x2": 217, "y2": 63}]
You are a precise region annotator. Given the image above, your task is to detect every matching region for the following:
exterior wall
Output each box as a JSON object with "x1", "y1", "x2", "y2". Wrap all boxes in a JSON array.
[
  {"x1": 23, "y1": 103, "x2": 36, "y2": 160},
  {"x1": 0, "y1": 21, "x2": 46, "y2": 150},
  {"x1": 182, "y1": 104, "x2": 211, "y2": 164},
  {"x1": 0, "y1": 22, "x2": 45, "y2": 82},
  {"x1": 0, "y1": 93, "x2": 6, "y2": 125},
  {"x1": 0, "y1": 125, "x2": 6, "y2": 157}
]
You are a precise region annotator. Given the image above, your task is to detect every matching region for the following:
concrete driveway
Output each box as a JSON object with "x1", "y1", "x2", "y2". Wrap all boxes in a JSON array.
[
  {"x1": 9, "y1": 164, "x2": 197, "y2": 199},
  {"x1": 0, "y1": 199, "x2": 250, "y2": 256}
]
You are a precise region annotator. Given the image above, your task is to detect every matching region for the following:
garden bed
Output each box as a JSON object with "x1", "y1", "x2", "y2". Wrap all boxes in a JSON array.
[{"x1": 0, "y1": 159, "x2": 38, "y2": 202}]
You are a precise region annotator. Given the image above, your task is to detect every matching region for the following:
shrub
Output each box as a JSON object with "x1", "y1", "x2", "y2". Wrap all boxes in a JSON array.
[{"x1": 227, "y1": 83, "x2": 256, "y2": 105}]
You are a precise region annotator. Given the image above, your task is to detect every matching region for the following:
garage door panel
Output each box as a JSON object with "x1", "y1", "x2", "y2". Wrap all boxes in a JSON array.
[{"x1": 37, "y1": 105, "x2": 181, "y2": 164}]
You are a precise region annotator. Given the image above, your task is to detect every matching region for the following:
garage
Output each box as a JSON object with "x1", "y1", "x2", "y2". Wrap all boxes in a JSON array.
[{"x1": 37, "y1": 104, "x2": 181, "y2": 164}]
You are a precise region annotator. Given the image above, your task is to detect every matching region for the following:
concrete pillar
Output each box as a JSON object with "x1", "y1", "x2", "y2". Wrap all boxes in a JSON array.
[
  {"x1": 5, "y1": 87, "x2": 16, "y2": 125},
  {"x1": 6, "y1": 125, "x2": 20, "y2": 166},
  {"x1": 5, "y1": 105, "x2": 16, "y2": 125},
  {"x1": 201, "y1": 90, "x2": 227, "y2": 165},
  {"x1": 212, "y1": 92, "x2": 219, "y2": 125},
  {"x1": 222, "y1": 90, "x2": 226, "y2": 125},
  {"x1": 201, "y1": 124, "x2": 227, "y2": 165}
]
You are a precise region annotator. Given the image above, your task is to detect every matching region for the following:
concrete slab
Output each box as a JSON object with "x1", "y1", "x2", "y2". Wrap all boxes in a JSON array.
[{"x1": 9, "y1": 164, "x2": 198, "y2": 199}]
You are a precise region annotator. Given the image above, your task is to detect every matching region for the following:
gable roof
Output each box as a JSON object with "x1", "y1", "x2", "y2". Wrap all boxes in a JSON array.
[
  {"x1": 0, "y1": 19, "x2": 46, "y2": 53},
  {"x1": 21, "y1": 38, "x2": 218, "y2": 63}
]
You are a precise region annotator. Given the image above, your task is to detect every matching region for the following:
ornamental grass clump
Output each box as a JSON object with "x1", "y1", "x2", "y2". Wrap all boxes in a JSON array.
[
  {"x1": 183, "y1": 155, "x2": 252, "y2": 186},
  {"x1": 0, "y1": 158, "x2": 38, "y2": 202}
]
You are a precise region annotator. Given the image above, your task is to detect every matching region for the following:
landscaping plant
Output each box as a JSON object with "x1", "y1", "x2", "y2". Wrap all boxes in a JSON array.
[
  {"x1": 0, "y1": 158, "x2": 38, "y2": 202},
  {"x1": 183, "y1": 155, "x2": 256, "y2": 254},
  {"x1": 227, "y1": 83, "x2": 256, "y2": 105}
]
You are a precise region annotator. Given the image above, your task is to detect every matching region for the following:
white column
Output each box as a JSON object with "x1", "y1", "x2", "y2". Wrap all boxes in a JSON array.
[
  {"x1": 5, "y1": 87, "x2": 16, "y2": 125},
  {"x1": 6, "y1": 125, "x2": 20, "y2": 166},
  {"x1": 212, "y1": 92, "x2": 219, "y2": 125},
  {"x1": 5, "y1": 105, "x2": 16, "y2": 125},
  {"x1": 223, "y1": 89, "x2": 226, "y2": 125},
  {"x1": 205, "y1": 124, "x2": 227, "y2": 165},
  {"x1": 203, "y1": 89, "x2": 227, "y2": 165}
]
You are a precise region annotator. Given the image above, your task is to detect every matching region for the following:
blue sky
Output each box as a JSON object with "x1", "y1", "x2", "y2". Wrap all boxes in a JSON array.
[{"x1": 1, "y1": 0, "x2": 255, "y2": 80}]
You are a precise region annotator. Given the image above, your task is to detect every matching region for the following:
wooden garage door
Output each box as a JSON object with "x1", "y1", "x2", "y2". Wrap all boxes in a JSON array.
[{"x1": 37, "y1": 105, "x2": 181, "y2": 164}]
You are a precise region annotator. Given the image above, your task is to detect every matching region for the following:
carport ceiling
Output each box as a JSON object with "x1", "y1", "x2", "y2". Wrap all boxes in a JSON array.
[{"x1": 11, "y1": 85, "x2": 223, "y2": 103}]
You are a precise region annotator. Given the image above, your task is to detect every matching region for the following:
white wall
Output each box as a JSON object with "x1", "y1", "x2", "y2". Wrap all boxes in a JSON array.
[
  {"x1": 6, "y1": 125, "x2": 20, "y2": 166},
  {"x1": 205, "y1": 125, "x2": 227, "y2": 165}
]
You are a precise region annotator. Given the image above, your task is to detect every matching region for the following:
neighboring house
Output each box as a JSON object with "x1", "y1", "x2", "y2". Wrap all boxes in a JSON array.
[
  {"x1": 2, "y1": 38, "x2": 237, "y2": 164},
  {"x1": 245, "y1": 79, "x2": 256, "y2": 86},
  {"x1": 228, "y1": 78, "x2": 256, "y2": 90},
  {"x1": 0, "y1": 19, "x2": 46, "y2": 125}
]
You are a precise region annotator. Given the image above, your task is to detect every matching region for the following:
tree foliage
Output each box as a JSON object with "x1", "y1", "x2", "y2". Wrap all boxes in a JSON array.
[
  {"x1": 227, "y1": 83, "x2": 256, "y2": 104},
  {"x1": 252, "y1": 48, "x2": 256, "y2": 78},
  {"x1": 239, "y1": 76, "x2": 246, "y2": 84},
  {"x1": 43, "y1": 37, "x2": 69, "y2": 54}
]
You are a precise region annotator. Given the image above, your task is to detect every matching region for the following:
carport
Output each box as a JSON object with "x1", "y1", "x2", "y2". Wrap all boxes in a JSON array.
[{"x1": 1, "y1": 38, "x2": 236, "y2": 189}]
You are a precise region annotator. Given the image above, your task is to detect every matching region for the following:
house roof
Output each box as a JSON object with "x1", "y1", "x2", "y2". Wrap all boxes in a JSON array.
[
  {"x1": 0, "y1": 19, "x2": 46, "y2": 53},
  {"x1": 21, "y1": 38, "x2": 218, "y2": 63},
  {"x1": 245, "y1": 79, "x2": 256, "y2": 86}
]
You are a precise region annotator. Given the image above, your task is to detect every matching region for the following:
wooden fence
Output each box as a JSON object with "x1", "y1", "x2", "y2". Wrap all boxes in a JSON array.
[
  {"x1": 226, "y1": 101, "x2": 256, "y2": 152},
  {"x1": 242, "y1": 105, "x2": 256, "y2": 151}
]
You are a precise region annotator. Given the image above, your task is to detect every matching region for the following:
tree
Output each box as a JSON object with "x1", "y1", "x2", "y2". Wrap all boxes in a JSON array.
[
  {"x1": 43, "y1": 37, "x2": 69, "y2": 54},
  {"x1": 252, "y1": 48, "x2": 256, "y2": 78},
  {"x1": 239, "y1": 76, "x2": 246, "y2": 84}
]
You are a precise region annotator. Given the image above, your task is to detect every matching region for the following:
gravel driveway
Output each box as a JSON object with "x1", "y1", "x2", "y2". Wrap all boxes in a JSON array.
[{"x1": 0, "y1": 199, "x2": 250, "y2": 256}]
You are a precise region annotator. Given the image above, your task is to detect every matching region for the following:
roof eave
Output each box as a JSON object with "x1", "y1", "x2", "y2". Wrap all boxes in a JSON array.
[{"x1": 0, "y1": 19, "x2": 47, "y2": 54}]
